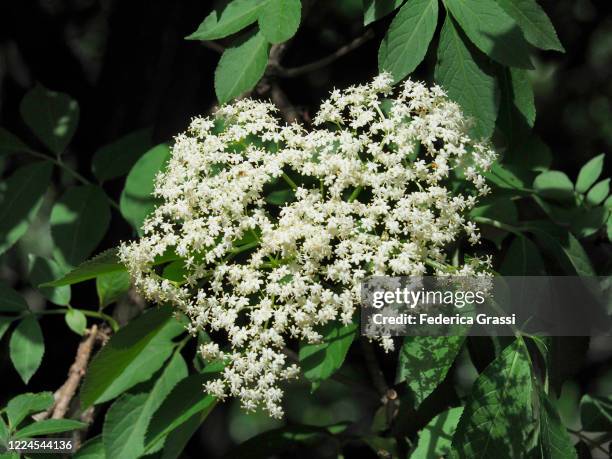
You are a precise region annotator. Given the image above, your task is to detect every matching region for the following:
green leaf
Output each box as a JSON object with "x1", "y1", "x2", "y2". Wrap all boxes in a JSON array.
[
  {"x1": 102, "y1": 353, "x2": 188, "y2": 459},
  {"x1": 0, "y1": 417, "x2": 8, "y2": 446},
  {"x1": 80, "y1": 306, "x2": 181, "y2": 407},
  {"x1": 299, "y1": 322, "x2": 357, "y2": 383},
  {"x1": 576, "y1": 153, "x2": 604, "y2": 194},
  {"x1": 41, "y1": 248, "x2": 125, "y2": 287},
  {"x1": 74, "y1": 436, "x2": 104, "y2": 459},
  {"x1": 120, "y1": 144, "x2": 171, "y2": 234},
  {"x1": 156, "y1": 412, "x2": 205, "y2": 459},
  {"x1": 92, "y1": 128, "x2": 153, "y2": 182},
  {"x1": 534, "y1": 170, "x2": 574, "y2": 202},
  {"x1": 215, "y1": 31, "x2": 270, "y2": 104},
  {"x1": 0, "y1": 317, "x2": 14, "y2": 341},
  {"x1": 9, "y1": 316, "x2": 45, "y2": 384},
  {"x1": 186, "y1": 0, "x2": 267, "y2": 41},
  {"x1": 144, "y1": 367, "x2": 221, "y2": 453},
  {"x1": 435, "y1": 16, "x2": 499, "y2": 139},
  {"x1": 258, "y1": 0, "x2": 301, "y2": 44},
  {"x1": 396, "y1": 336, "x2": 464, "y2": 408},
  {"x1": 378, "y1": 0, "x2": 438, "y2": 83},
  {"x1": 14, "y1": 419, "x2": 86, "y2": 439},
  {"x1": 65, "y1": 308, "x2": 87, "y2": 336},
  {"x1": 580, "y1": 394, "x2": 612, "y2": 432},
  {"x1": 51, "y1": 185, "x2": 111, "y2": 267},
  {"x1": 19, "y1": 84, "x2": 79, "y2": 155},
  {"x1": 451, "y1": 340, "x2": 535, "y2": 458},
  {"x1": 585, "y1": 178, "x2": 610, "y2": 206},
  {"x1": 0, "y1": 281, "x2": 29, "y2": 313},
  {"x1": 6, "y1": 392, "x2": 54, "y2": 429},
  {"x1": 538, "y1": 392, "x2": 577, "y2": 459},
  {"x1": 411, "y1": 407, "x2": 464, "y2": 459},
  {"x1": 494, "y1": 0, "x2": 565, "y2": 52},
  {"x1": 444, "y1": 0, "x2": 533, "y2": 69},
  {"x1": 497, "y1": 67, "x2": 536, "y2": 133},
  {"x1": 265, "y1": 189, "x2": 295, "y2": 205},
  {"x1": 470, "y1": 196, "x2": 518, "y2": 248},
  {"x1": 500, "y1": 236, "x2": 545, "y2": 275},
  {"x1": 0, "y1": 161, "x2": 52, "y2": 255},
  {"x1": 570, "y1": 207, "x2": 608, "y2": 239},
  {"x1": 96, "y1": 271, "x2": 131, "y2": 308},
  {"x1": 363, "y1": 0, "x2": 405, "y2": 25},
  {"x1": 0, "y1": 127, "x2": 31, "y2": 156},
  {"x1": 29, "y1": 255, "x2": 71, "y2": 306}
]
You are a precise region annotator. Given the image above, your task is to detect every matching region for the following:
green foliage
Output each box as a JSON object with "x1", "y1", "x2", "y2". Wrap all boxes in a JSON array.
[
  {"x1": 6, "y1": 392, "x2": 54, "y2": 429},
  {"x1": 378, "y1": 0, "x2": 438, "y2": 83},
  {"x1": 50, "y1": 185, "x2": 111, "y2": 267},
  {"x1": 299, "y1": 322, "x2": 357, "y2": 383},
  {"x1": 580, "y1": 394, "x2": 612, "y2": 432},
  {"x1": 65, "y1": 308, "x2": 87, "y2": 335},
  {"x1": 0, "y1": 281, "x2": 29, "y2": 313},
  {"x1": 9, "y1": 315, "x2": 45, "y2": 384},
  {"x1": 14, "y1": 419, "x2": 86, "y2": 439},
  {"x1": 0, "y1": 127, "x2": 31, "y2": 156},
  {"x1": 534, "y1": 170, "x2": 574, "y2": 202},
  {"x1": 435, "y1": 16, "x2": 499, "y2": 139},
  {"x1": 41, "y1": 248, "x2": 125, "y2": 287},
  {"x1": 396, "y1": 336, "x2": 464, "y2": 407},
  {"x1": 576, "y1": 153, "x2": 604, "y2": 193},
  {"x1": 0, "y1": 162, "x2": 52, "y2": 255},
  {"x1": 537, "y1": 392, "x2": 577, "y2": 459},
  {"x1": 96, "y1": 271, "x2": 131, "y2": 308},
  {"x1": 19, "y1": 84, "x2": 79, "y2": 155},
  {"x1": 451, "y1": 340, "x2": 535, "y2": 458},
  {"x1": 186, "y1": 0, "x2": 267, "y2": 41},
  {"x1": 258, "y1": 0, "x2": 301, "y2": 44},
  {"x1": 411, "y1": 407, "x2": 463, "y2": 458},
  {"x1": 214, "y1": 31, "x2": 270, "y2": 104},
  {"x1": 92, "y1": 128, "x2": 153, "y2": 182},
  {"x1": 120, "y1": 144, "x2": 171, "y2": 233},
  {"x1": 29, "y1": 255, "x2": 71, "y2": 306},
  {"x1": 363, "y1": 0, "x2": 405, "y2": 25},
  {"x1": 80, "y1": 306, "x2": 183, "y2": 407}
]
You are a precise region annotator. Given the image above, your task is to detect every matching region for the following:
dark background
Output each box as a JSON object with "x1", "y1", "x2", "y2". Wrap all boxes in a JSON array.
[{"x1": 1, "y1": 0, "x2": 611, "y2": 457}]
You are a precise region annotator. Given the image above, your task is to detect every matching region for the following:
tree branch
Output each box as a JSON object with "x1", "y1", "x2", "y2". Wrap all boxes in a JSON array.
[
  {"x1": 269, "y1": 29, "x2": 375, "y2": 78},
  {"x1": 51, "y1": 325, "x2": 99, "y2": 419}
]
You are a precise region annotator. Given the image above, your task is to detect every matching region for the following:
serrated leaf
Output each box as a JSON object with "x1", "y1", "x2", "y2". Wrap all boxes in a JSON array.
[
  {"x1": 9, "y1": 316, "x2": 45, "y2": 384},
  {"x1": 411, "y1": 407, "x2": 464, "y2": 459},
  {"x1": 51, "y1": 185, "x2": 111, "y2": 267},
  {"x1": 444, "y1": 0, "x2": 533, "y2": 69},
  {"x1": 495, "y1": 0, "x2": 565, "y2": 52},
  {"x1": 29, "y1": 255, "x2": 71, "y2": 306},
  {"x1": 14, "y1": 419, "x2": 86, "y2": 439},
  {"x1": 378, "y1": 0, "x2": 438, "y2": 83},
  {"x1": 186, "y1": 0, "x2": 266, "y2": 41},
  {"x1": 120, "y1": 144, "x2": 171, "y2": 234},
  {"x1": 538, "y1": 392, "x2": 577, "y2": 459},
  {"x1": 215, "y1": 31, "x2": 270, "y2": 104},
  {"x1": 585, "y1": 178, "x2": 610, "y2": 206},
  {"x1": 80, "y1": 306, "x2": 181, "y2": 407},
  {"x1": 576, "y1": 154, "x2": 604, "y2": 194},
  {"x1": 580, "y1": 394, "x2": 612, "y2": 432},
  {"x1": 500, "y1": 236, "x2": 545, "y2": 275},
  {"x1": 96, "y1": 271, "x2": 131, "y2": 308},
  {"x1": 450, "y1": 340, "x2": 534, "y2": 458},
  {"x1": 484, "y1": 163, "x2": 533, "y2": 191},
  {"x1": 144, "y1": 366, "x2": 221, "y2": 453},
  {"x1": 526, "y1": 222, "x2": 595, "y2": 276},
  {"x1": 0, "y1": 281, "x2": 29, "y2": 313},
  {"x1": 19, "y1": 84, "x2": 79, "y2": 155},
  {"x1": 396, "y1": 336, "x2": 464, "y2": 408},
  {"x1": 0, "y1": 162, "x2": 52, "y2": 255},
  {"x1": 497, "y1": 67, "x2": 536, "y2": 134},
  {"x1": 299, "y1": 322, "x2": 357, "y2": 383},
  {"x1": 92, "y1": 128, "x2": 153, "y2": 182},
  {"x1": 102, "y1": 353, "x2": 187, "y2": 459},
  {"x1": 363, "y1": 0, "x2": 405, "y2": 25},
  {"x1": 534, "y1": 170, "x2": 574, "y2": 202},
  {"x1": 435, "y1": 16, "x2": 499, "y2": 139},
  {"x1": 41, "y1": 248, "x2": 125, "y2": 287},
  {"x1": 259, "y1": 0, "x2": 301, "y2": 44},
  {"x1": 0, "y1": 127, "x2": 31, "y2": 156},
  {"x1": 6, "y1": 392, "x2": 54, "y2": 429},
  {"x1": 65, "y1": 309, "x2": 87, "y2": 336}
]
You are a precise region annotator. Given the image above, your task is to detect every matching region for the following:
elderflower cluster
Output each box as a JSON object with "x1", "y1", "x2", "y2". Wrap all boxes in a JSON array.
[{"x1": 119, "y1": 74, "x2": 495, "y2": 418}]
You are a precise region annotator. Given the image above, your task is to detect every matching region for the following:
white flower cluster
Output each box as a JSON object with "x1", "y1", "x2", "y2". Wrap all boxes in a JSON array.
[{"x1": 119, "y1": 74, "x2": 495, "y2": 418}]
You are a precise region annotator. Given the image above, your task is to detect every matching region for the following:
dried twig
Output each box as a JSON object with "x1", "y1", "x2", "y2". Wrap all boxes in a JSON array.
[{"x1": 51, "y1": 325, "x2": 99, "y2": 419}]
